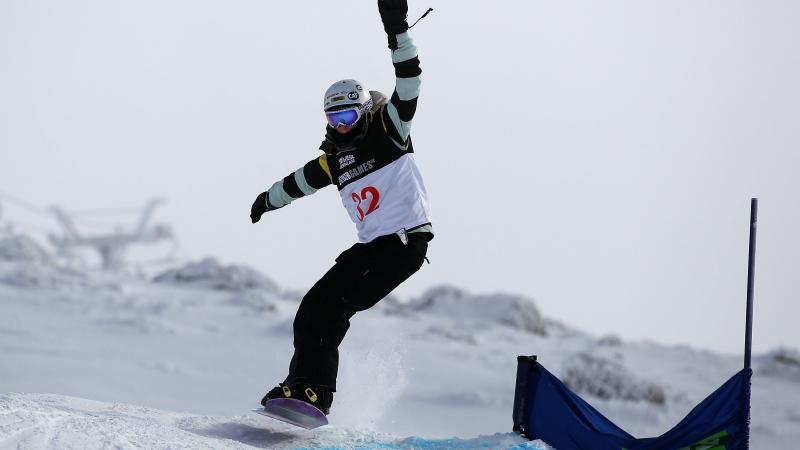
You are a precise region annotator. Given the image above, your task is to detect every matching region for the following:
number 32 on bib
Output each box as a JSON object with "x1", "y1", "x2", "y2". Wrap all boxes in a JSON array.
[{"x1": 351, "y1": 186, "x2": 380, "y2": 221}]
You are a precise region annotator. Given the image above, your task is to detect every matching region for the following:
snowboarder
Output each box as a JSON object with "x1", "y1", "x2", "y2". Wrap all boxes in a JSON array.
[{"x1": 250, "y1": 0, "x2": 432, "y2": 416}]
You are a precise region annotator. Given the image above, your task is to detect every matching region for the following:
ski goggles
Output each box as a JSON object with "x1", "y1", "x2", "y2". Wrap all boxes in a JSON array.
[{"x1": 325, "y1": 107, "x2": 361, "y2": 129}]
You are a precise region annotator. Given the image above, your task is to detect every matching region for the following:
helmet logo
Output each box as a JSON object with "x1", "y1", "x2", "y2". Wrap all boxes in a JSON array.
[{"x1": 324, "y1": 79, "x2": 367, "y2": 111}]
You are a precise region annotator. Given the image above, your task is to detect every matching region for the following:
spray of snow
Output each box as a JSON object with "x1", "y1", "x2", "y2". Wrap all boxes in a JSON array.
[{"x1": 335, "y1": 333, "x2": 408, "y2": 431}]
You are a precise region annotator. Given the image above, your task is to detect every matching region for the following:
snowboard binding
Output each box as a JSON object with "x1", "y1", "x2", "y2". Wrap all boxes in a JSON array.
[{"x1": 261, "y1": 382, "x2": 333, "y2": 415}]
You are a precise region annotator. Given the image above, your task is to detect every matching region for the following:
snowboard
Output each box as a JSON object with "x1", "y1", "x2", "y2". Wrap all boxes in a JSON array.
[{"x1": 252, "y1": 398, "x2": 329, "y2": 430}]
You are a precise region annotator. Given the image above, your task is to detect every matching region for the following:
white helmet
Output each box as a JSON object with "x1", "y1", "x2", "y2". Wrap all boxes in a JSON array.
[{"x1": 324, "y1": 79, "x2": 373, "y2": 113}]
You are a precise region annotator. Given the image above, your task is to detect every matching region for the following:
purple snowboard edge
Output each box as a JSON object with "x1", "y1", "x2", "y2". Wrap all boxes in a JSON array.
[{"x1": 252, "y1": 398, "x2": 328, "y2": 430}]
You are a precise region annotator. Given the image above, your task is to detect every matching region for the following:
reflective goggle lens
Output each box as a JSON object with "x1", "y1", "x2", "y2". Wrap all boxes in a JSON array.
[{"x1": 326, "y1": 108, "x2": 359, "y2": 128}]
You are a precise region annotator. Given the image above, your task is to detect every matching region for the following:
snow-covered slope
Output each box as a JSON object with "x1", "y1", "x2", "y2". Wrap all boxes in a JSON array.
[
  {"x1": 0, "y1": 236, "x2": 798, "y2": 449},
  {"x1": 0, "y1": 393, "x2": 548, "y2": 449}
]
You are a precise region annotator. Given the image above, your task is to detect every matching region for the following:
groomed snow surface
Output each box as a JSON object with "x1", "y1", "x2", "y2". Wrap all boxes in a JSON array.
[
  {"x1": 0, "y1": 394, "x2": 547, "y2": 449},
  {"x1": 1, "y1": 234, "x2": 798, "y2": 449}
]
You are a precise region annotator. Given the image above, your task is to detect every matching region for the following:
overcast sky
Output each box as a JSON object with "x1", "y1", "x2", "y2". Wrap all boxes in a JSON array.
[{"x1": 1, "y1": 0, "x2": 798, "y2": 355}]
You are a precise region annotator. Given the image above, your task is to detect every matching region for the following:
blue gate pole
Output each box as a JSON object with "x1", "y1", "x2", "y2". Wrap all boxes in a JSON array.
[
  {"x1": 744, "y1": 198, "x2": 758, "y2": 370},
  {"x1": 742, "y1": 198, "x2": 758, "y2": 450}
]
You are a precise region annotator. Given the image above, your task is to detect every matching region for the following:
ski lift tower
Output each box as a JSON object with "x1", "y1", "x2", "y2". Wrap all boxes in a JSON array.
[{"x1": 48, "y1": 199, "x2": 174, "y2": 270}]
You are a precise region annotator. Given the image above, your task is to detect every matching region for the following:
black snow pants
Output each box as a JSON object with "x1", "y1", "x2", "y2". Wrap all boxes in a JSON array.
[{"x1": 284, "y1": 232, "x2": 430, "y2": 391}]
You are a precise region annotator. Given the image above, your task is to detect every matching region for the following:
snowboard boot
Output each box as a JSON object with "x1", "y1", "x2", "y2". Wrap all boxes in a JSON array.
[{"x1": 260, "y1": 382, "x2": 334, "y2": 415}]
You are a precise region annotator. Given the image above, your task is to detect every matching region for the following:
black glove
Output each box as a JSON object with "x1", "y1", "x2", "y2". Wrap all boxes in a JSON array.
[
  {"x1": 378, "y1": 0, "x2": 409, "y2": 49},
  {"x1": 250, "y1": 192, "x2": 269, "y2": 224}
]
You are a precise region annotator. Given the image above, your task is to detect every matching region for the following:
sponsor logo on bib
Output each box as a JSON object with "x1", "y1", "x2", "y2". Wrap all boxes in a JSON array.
[
  {"x1": 338, "y1": 159, "x2": 376, "y2": 185},
  {"x1": 338, "y1": 154, "x2": 356, "y2": 169}
]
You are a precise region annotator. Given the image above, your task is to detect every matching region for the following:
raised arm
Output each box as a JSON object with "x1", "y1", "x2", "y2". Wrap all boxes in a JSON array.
[
  {"x1": 250, "y1": 155, "x2": 332, "y2": 223},
  {"x1": 379, "y1": 0, "x2": 421, "y2": 142}
]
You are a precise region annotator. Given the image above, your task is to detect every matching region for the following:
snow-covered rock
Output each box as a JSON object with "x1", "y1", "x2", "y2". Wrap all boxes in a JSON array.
[
  {"x1": 225, "y1": 280, "x2": 305, "y2": 317},
  {"x1": 758, "y1": 346, "x2": 800, "y2": 380},
  {"x1": 597, "y1": 334, "x2": 624, "y2": 347},
  {"x1": 403, "y1": 285, "x2": 548, "y2": 335},
  {"x1": 0, "y1": 261, "x2": 87, "y2": 290},
  {"x1": 561, "y1": 352, "x2": 667, "y2": 405},
  {"x1": 0, "y1": 234, "x2": 51, "y2": 263},
  {"x1": 153, "y1": 257, "x2": 279, "y2": 292}
]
